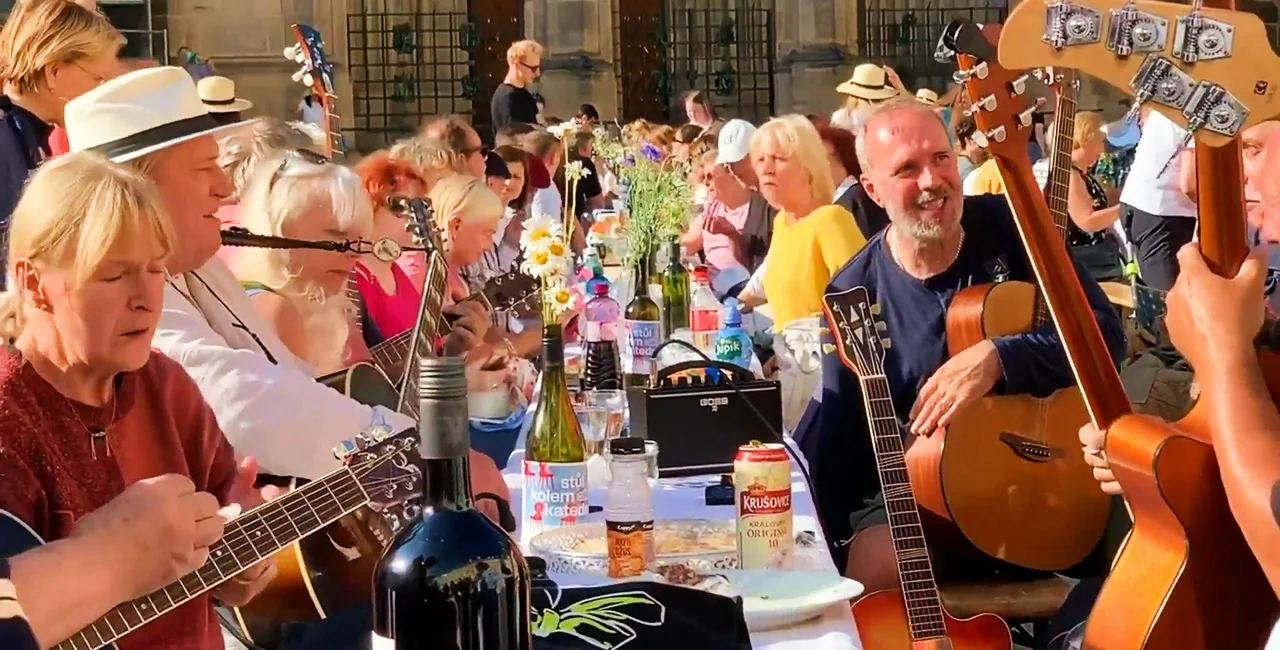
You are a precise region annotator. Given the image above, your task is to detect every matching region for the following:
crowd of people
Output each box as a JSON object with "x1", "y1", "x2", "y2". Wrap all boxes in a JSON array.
[{"x1": 0, "y1": 1, "x2": 1279, "y2": 650}]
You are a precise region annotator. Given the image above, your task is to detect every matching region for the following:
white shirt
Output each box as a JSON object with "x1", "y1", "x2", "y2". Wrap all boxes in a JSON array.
[
  {"x1": 1119, "y1": 111, "x2": 1197, "y2": 218},
  {"x1": 154, "y1": 258, "x2": 414, "y2": 479},
  {"x1": 530, "y1": 185, "x2": 561, "y2": 221},
  {"x1": 298, "y1": 99, "x2": 325, "y2": 127}
]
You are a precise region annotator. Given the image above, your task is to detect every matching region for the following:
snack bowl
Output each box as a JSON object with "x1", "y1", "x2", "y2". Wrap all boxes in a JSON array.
[{"x1": 529, "y1": 519, "x2": 737, "y2": 575}]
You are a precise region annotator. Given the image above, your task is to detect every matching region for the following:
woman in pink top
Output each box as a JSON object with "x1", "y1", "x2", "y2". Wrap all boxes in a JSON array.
[
  {"x1": 682, "y1": 150, "x2": 753, "y2": 288},
  {"x1": 353, "y1": 152, "x2": 426, "y2": 342}
]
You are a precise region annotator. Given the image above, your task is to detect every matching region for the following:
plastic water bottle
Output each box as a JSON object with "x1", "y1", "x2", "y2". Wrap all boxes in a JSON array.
[
  {"x1": 689, "y1": 267, "x2": 720, "y2": 355},
  {"x1": 714, "y1": 298, "x2": 755, "y2": 372},
  {"x1": 583, "y1": 283, "x2": 622, "y2": 391},
  {"x1": 606, "y1": 437, "x2": 654, "y2": 577}
]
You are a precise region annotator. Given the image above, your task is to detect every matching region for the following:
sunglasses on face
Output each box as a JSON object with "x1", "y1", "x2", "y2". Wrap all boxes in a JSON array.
[{"x1": 520, "y1": 61, "x2": 542, "y2": 73}]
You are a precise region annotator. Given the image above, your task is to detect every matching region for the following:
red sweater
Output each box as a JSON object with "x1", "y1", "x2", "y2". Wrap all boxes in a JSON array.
[{"x1": 0, "y1": 350, "x2": 237, "y2": 650}]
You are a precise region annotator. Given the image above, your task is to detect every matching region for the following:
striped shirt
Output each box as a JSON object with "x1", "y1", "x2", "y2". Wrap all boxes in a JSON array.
[{"x1": 0, "y1": 558, "x2": 38, "y2": 650}]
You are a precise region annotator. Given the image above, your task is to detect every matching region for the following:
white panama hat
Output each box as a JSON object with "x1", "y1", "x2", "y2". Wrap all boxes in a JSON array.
[
  {"x1": 66, "y1": 66, "x2": 251, "y2": 162},
  {"x1": 197, "y1": 75, "x2": 254, "y2": 113}
]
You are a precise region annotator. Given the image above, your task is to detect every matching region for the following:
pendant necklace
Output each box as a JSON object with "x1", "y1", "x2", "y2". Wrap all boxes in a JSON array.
[{"x1": 64, "y1": 395, "x2": 117, "y2": 460}]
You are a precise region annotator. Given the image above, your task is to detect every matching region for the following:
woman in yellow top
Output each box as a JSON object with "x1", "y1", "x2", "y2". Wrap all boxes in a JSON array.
[{"x1": 736, "y1": 114, "x2": 866, "y2": 429}]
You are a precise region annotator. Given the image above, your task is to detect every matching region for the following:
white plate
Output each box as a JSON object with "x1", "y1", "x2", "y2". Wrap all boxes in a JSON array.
[
  {"x1": 726, "y1": 570, "x2": 864, "y2": 631},
  {"x1": 543, "y1": 569, "x2": 863, "y2": 632}
]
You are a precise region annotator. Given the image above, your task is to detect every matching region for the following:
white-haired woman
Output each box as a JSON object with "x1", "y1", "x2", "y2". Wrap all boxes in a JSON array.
[
  {"x1": 736, "y1": 114, "x2": 867, "y2": 430},
  {"x1": 0, "y1": 152, "x2": 273, "y2": 650},
  {"x1": 228, "y1": 150, "x2": 373, "y2": 375}
]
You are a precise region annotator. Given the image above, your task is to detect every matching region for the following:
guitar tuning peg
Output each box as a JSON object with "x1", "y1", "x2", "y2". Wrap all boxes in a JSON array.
[
  {"x1": 971, "y1": 131, "x2": 990, "y2": 149},
  {"x1": 870, "y1": 303, "x2": 882, "y2": 315},
  {"x1": 1009, "y1": 73, "x2": 1031, "y2": 96},
  {"x1": 875, "y1": 321, "x2": 888, "y2": 332},
  {"x1": 332, "y1": 439, "x2": 360, "y2": 461},
  {"x1": 284, "y1": 44, "x2": 303, "y2": 61},
  {"x1": 292, "y1": 66, "x2": 314, "y2": 87},
  {"x1": 882, "y1": 338, "x2": 893, "y2": 349},
  {"x1": 368, "y1": 425, "x2": 392, "y2": 443}
]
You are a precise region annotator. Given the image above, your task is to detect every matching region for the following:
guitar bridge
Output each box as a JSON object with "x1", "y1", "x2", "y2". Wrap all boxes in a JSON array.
[
  {"x1": 1172, "y1": 10, "x2": 1235, "y2": 64},
  {"x1": 1129, "y1": 55, "x2": 1196, "y2": 111},
  {"x1": 998, "y1": 432, "x2": 1065, "y2": 463},
  {"x1": 1043, "y1": 2, "x2": 1102, "y2": 50},
  {"x1": 1107, "y1": 3, "x2": 1170, "y2": 56}
]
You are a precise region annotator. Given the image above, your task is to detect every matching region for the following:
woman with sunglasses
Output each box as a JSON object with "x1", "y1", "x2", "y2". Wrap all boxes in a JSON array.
[{"x1": 227, "y1": 150, "x2": 373, "y2": 375}]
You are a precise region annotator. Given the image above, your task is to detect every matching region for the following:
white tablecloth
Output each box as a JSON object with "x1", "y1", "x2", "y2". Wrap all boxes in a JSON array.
[{"x1": 504, "y1": 443, "x2": 862, "y2": 650}]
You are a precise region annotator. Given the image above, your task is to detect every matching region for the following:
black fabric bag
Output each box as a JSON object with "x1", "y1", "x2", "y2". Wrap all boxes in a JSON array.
[{"x1": 531, "y1": 579, "x2": 752, "y2": 650}]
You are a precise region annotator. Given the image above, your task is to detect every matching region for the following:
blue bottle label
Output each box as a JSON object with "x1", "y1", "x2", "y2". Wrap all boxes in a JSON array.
[{"x1": 522, "y1": 460, "x2": 589, "y2": 540}]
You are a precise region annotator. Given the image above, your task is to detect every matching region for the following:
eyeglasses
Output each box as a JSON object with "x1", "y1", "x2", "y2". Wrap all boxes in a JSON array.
[
  {"x1": 71, "y1": 61, "x2": 109, "y2": 87},
  {"x1": 520, "y1": 61, "x2": 542, "y2": 73},
  {"x1": 268, "y1": 149, "x2": 329, "y2": 192}
]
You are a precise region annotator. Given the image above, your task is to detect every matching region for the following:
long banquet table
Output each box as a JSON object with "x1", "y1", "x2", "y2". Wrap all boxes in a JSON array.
[{"x1": 503, "y1": 442, "x2": 864, "y2": 650}]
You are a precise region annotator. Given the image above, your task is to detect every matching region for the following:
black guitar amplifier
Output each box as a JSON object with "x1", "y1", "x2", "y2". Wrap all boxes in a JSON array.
[{"x1": 627, "y1": 359, "x2": 783, "y2": 477}]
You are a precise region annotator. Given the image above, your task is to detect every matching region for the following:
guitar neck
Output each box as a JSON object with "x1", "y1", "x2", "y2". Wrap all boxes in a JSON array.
[
  {"x1": 1035, "y1": 70, "x2": 1080, "y2": 327},
  {"x1": 394, "y1": 253, "x2": 450, "y2": 418},
  {"x1": 857, "y1": 374, "x2": 948, "y2": 641},
  {"x1": 59, "y1": 469, "x2": 370, "y2": 650}
]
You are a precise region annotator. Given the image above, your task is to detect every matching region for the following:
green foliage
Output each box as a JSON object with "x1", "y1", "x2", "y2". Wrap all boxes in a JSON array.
[{"x1": 619, "y1": 158, "x2": 692, "y2": 269}]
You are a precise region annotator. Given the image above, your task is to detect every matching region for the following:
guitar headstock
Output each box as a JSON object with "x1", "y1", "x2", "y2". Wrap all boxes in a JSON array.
[
  {"x1": 999, "y1": 0, "x2": 1275, "y2": 147},
  {"x1": 821, "y1": 286, "x2": 891, "y2": 378},
  {"x1": 390, "y1": 196, "x2": 444, "y2": 254},
  {"x1": 483, "y1": 270, "x2": 541, "y2": 317},
  {"x1": 284, "y1": 23, "x2": 344, "y2": 157},
  {"x1": 941, "y1": 19, "x2": 1046, "y2": 163},
  {"x1": 333, "y1": 426, "x2": 422, "y2": 535}
]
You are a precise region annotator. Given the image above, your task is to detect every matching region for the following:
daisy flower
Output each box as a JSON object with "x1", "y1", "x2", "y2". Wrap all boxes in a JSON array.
[
  {"x1": 544, "y1": 279, "x2": 576, "y2": 317},
  {"x1": 563, "y1": 160, "x2": 592, "y2": 182},
  {"x1": 519, "y1": 213, "x2": 563, "y2": 252},
  {"x1": 521, "y1": 234, "x2": 570, "y2": 280}
]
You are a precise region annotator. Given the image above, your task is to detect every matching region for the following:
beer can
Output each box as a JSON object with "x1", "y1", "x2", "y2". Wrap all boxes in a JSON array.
[{"x1": 734, "y1": 441, "x2": 793, "y2": 570}]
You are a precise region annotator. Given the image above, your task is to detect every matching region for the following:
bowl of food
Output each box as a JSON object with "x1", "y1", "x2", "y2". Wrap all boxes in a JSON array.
[{"x1": 529, "y1": 519, "x2": 737, "y2": 575}]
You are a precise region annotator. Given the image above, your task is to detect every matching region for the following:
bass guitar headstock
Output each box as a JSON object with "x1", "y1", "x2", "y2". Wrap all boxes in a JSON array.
[
  {"x1": 999, "y1": 0, "x2": 1276, "y2": 147},
  {"x1": 821, "y1": 286, "x2": 890, "y2": 378},
  {"x1": 941, "y1": 19, "x2": 1046, "y2": 163}
]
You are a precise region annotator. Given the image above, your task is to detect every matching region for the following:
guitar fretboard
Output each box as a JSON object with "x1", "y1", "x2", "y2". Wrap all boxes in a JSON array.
[
  {"x1": 393, "y1": 252, "x2": 449, "y2": 418},
  {"x1": 1036, "y1": 70, "x2": 1080, "y2": 329},
  {"x1": 858, "y1": 374, "x2": 948, "y2": 641},
  {"x1": 56, "y1": 470, "x2": 370, "y2": 650}
]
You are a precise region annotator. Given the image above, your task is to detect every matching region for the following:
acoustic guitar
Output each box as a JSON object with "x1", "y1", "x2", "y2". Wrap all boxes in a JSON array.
[
  {"x1": 0, "y1": 429, "x2": 418, "y2": 650},
  {"x1": 912, "y1": 20, "x2": 1110, "y2": 573},
  {"x1": 221, "y1": 28, "x2": 430, "y2": 649},
  {"x1": 1001, "y1": 1, "x2": 1280, "y2": 647},
  {"x1": 825, "y1": 286, "x2": 1011, "y2": 650}
]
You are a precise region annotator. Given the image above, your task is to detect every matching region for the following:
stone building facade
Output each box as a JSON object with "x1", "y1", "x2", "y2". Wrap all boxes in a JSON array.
[{"x1": 66, "y1": 0, "x2": 1277, "y2": 151}]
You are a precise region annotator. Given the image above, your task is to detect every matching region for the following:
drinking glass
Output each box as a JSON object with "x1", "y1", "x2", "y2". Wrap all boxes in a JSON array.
[
  {"x1": 574, "y1": 404, "x2": 607, "y2": 458},
  {"x1": 585, "y1": 389, "x2": 627, "y2": 441}
]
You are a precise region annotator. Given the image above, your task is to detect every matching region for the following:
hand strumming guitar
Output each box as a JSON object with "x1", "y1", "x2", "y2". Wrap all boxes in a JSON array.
[
  {"x1": 909, "y1": 339, "x2": 1002, "y2": 436},
  {"x1": 442, "y1": 300, "x2": 493, "y2": 356}
]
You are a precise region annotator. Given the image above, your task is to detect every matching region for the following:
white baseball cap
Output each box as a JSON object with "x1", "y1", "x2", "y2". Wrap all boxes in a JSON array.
[{"x1": 715, "y1": 119, "x2": 757, "y2": 166}]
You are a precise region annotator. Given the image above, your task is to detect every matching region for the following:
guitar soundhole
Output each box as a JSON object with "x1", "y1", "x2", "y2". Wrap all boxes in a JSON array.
[{"x1": 997, "y1": 431, "x2": 1063, "y2": 463}]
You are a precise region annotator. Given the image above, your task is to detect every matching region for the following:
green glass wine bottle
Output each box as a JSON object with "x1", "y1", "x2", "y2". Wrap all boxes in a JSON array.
[
  {"x1": 623, "y1": 257, "x2": 661, "y2": 390},
  {"x1": 522, "y1": 323, "x2": 589, "y2": 542},
  {"x1": 660, "y1": 240, "x2": 690, "y2": 337}
]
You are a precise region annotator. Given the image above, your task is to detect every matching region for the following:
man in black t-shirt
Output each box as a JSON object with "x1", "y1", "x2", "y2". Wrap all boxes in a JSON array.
[
  {"x1": 490, "y1": 39, "x2": 543, "y2": 132},
  {"x1": 567, "y1": 131, "x2": 605, "y2": 219}
]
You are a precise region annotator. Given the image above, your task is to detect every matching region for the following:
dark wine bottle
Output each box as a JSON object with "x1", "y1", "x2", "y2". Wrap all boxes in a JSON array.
[
  {"x1": 373, "y1": 357, "x2": 531, "y2": 650},
  {"x1": 622, "y1": 257, "x2": 661, "y2": 390}
]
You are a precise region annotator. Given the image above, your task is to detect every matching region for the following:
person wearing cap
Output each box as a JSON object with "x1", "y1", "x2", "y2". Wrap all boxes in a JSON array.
[
  {"x1": 0, "y1": 0, "x2": 125, "y2": 270},
  {"x1": 61, "y1": 67, "x2": 508, "y2": 500},
  {"x1": 831, "y1": 63, "x2": 903, "y2": 131},
  {"x1": 196, "y1": 75, "x2": 252, "y2": 126},
  {"x1": 713, "y1": 118, "x2": 776, "y2": 273}
]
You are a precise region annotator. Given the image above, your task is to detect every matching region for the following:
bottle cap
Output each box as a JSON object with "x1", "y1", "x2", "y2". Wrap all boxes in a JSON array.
[
  {"x1": 609, "y1": 437, "x2": 646, "y2": 455},
  {"x1": 417, "y1": 356, "x2": 467, "y2": 399},
  {"x1": 723, "y1": 297, "x2": 743, "y2": 327},
  {"x1": 592, "y1": 282, "x2": 610, "y2": 296},
  {"x1": 693, "y1": 267, "x2": 709, "y2": 282}
]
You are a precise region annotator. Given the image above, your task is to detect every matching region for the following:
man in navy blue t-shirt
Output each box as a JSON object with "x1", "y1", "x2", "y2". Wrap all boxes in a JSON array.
[{"x1": 793, "y1": 98, "x2": 1127, "y2": 585}]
